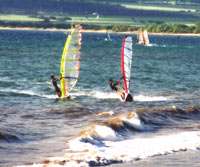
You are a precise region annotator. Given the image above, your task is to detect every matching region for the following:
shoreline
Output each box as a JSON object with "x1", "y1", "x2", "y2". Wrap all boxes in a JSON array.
[{"x1": 0, "y1": 26, "x2": 200, "y2": 37}]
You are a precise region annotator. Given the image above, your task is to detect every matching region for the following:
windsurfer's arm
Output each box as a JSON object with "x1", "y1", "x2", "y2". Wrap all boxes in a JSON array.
[{"x1": 54, "y1": 76, "x2": 59, "y2": 81}]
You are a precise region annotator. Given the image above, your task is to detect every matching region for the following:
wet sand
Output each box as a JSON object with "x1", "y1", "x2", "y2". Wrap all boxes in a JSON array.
[{"x1": 108, "y1": 150, "x2": 200, "y2": 167}]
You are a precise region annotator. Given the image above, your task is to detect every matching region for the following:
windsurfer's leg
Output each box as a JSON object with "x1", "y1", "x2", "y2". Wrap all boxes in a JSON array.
[
  {"x1": 57, "y1": 91, "x2": 61, "y2": 97},
  {"x1": 55, "y1": 87, "x2": 61, "y2": 97},
  {"x1": 120, "y1": 92, "x2": 126, "y2": 101}
]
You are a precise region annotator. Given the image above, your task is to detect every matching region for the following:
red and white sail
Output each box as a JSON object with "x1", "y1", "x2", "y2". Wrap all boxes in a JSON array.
[{"x1": 121, "y1": 36, "x2": 133, "y2": 94}]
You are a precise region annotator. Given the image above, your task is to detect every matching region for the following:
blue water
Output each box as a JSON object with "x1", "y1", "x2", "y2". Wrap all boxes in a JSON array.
[{"x1": 0, "y1": 30, "x2": 200, "y2": 166}]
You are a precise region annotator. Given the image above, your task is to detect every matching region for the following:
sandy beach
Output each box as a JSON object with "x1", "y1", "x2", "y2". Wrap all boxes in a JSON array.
[{"x1": 0, "y1": 26, "x2": 200, "y2": 36}]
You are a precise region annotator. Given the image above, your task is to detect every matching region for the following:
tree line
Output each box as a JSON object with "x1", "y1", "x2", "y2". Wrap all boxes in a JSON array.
[
  {"x1": 0, "y1": 20, "x2": 199, "y2": 33},
  {"x1": 111, "y1": 23, "x2": 200, "y2": 33}
]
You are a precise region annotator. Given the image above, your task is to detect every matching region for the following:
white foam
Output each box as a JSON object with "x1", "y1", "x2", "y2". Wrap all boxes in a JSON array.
[
  {"x1": 0, "y1": 87, "x2": 116, "y2": 100},
  {"x1": 68, "y1": 137, "x2": 96, "y2": 152},
  {"x1": 94, "y1": 125, "x2": 117, "y2": 140},
  {"x1": 149, "y1": 43, "x2": 167, "y2": 47},
  {"x1": 89, "y1": 91, "x2": 119, "y2": 99},
  {"x1": 145, "y1": 43, "x2": 154, "y2": 47},
  {"x1": 71, "y1": 89, "x2": 119, "y2": 99},
  {"x1": 17, "y1": 131, "x2": 200, "y2": 166},
  {"x1": 0, "y1": 88, "x2": 57, "y2": 99},
  {"x1": 69, "y1": 131, "x2": 200, "y2": 163},
  {"x1": 72, "y1": 90, "x2": 170, "y2": 102},
  {"x1": 0, "y1": 88, "x2": 35, "y2": 95},
  {"x1": 90, "y1": 91, "x2": 171, "y2": 102},
  {"x1": 40, "y1": 94, "x2": 58, "y2": 99},
  {"x1": 102, "y1": 131, "x2": 200, "y2": 161},
  {"x1": 0, "y1": 88, "x2": 173, "y2": 102},
  {"x1": 136, "y1": 43, "x2": 161, "y2": 47},
  {"x1": 120, "y1": 112, "x2": 144, "y2": 130},
  {"x1": 134, "y1": 95, "x2": 169, "y2": 102}
]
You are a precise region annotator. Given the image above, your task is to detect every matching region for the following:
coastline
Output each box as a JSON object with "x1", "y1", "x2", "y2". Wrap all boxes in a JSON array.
[{"x1": 0, "y1": 26, "x2": 200, "y2": 36}]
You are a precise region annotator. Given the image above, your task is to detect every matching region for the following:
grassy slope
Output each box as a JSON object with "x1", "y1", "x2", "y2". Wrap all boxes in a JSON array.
[
  {"x1": 69, "y1": 16, "x2": 134, "y2": 26},
  {"x1": 0, "y1": 1, "x2": 199, "y2": 32},
  {"x1": 120, "y1": 4, "x2": 197, "y2": 12},
  {"x1": 0, "y1": 14, "x2": 42, "y2": 22}
]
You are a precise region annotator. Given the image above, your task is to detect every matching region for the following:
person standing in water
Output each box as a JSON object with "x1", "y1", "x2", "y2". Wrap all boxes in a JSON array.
[
  {"x1": 108, "y1": 78, "x2": 133, "y2": 102},
  {"x1": 51, "y1": 75, "x2": 61, "y2": 97}
]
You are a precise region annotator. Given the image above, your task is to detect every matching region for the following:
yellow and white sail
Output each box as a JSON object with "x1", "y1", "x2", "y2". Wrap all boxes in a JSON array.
[{"x1": 60, "y1": 25, "x2": 82, "y2": 98}]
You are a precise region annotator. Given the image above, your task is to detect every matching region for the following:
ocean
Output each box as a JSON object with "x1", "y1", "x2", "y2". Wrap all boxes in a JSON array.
[{"x1": 0, "y1": 30, "x2": 200, "y2": 167}]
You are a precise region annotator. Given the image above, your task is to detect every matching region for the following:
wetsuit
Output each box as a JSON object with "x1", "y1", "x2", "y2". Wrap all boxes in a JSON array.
[
  {"x1": 51, "y1": 78, "x2": 61, "y2": 97},
  {"x1": 109, "y1": 80, "x2": 120, "y2": 92}
]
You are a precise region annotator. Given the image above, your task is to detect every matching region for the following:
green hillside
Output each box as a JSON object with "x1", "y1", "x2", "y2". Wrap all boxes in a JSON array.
[{"x1": 0, "y1": 0, "x2": 199, "y2": 33}]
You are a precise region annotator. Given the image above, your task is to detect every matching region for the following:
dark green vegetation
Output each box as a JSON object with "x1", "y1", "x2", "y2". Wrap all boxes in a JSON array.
[{"x1": 0, "y1": 0, "x2": 200, "y2": 33}]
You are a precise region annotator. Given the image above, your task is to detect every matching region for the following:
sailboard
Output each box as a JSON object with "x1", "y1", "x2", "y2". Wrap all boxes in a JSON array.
[
  {"x1": 120, "y1": 36, "x2": 133, "y2": 102},
  {"x1": 137, "y1": 29, "x2": 150, "y2": 46},
  {"x1": 60, "y1": 25, "x2": 82, "y2": 98}
]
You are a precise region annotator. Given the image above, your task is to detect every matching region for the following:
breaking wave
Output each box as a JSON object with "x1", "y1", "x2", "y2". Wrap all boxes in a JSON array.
[{"x1": 17, "y1": 107, "x2": 200, "y2": 166}]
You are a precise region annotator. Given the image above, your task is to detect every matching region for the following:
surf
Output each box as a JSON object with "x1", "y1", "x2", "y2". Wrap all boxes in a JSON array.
[{"x1": 18, "y1": 108, "x2": 200, "y2": 167}]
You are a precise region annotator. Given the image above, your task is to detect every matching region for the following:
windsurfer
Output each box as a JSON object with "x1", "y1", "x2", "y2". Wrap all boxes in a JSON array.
[
  {"x1": 109, "y1": 78, "x2": 133, "y2": 102},
  {"x1": 51, "y1": 75, "x2": 61, "y2": 97}
]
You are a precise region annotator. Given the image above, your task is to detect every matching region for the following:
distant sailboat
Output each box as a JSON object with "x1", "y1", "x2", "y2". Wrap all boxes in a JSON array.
[
  {"x1": 104, "y1": 30, "x2": 112, "y2": 41},
  {"x1": 138, "y1": 29, "x2": 150, "y2": 46},
  {"x1": 60, "y1": 25, "x2": 82, "y2": 98}
]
